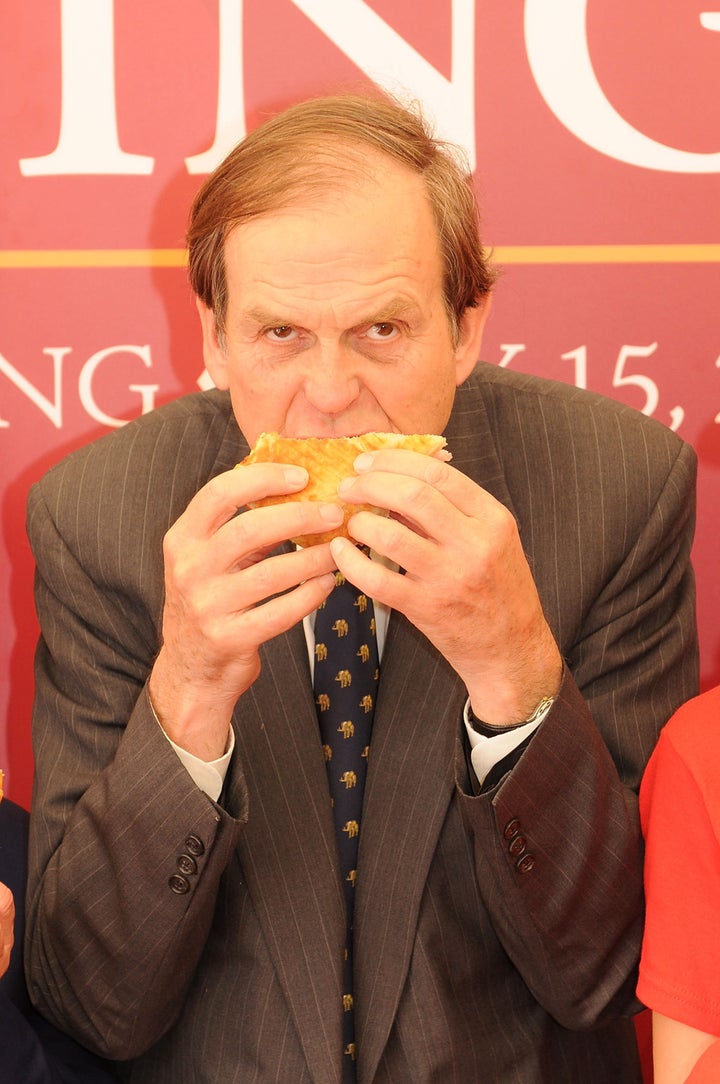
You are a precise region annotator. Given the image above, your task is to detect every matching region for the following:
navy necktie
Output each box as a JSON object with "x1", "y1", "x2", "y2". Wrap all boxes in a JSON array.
[{"x1": 313, "y1": 570, "x2": 379, "y2": 1080}]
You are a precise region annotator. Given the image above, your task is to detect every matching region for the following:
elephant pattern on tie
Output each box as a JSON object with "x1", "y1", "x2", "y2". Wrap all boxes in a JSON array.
[{"x1": 313, "y1": 569, "x2": 380, "y2": 1080}]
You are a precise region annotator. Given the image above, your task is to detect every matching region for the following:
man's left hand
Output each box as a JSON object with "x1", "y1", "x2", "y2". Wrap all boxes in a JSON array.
[{"x1": 330, "y1": 449, "x2": 562, "y2": 728}]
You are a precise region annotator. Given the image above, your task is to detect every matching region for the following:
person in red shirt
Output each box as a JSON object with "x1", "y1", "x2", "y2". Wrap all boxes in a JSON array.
[{"x1": 639, "y1": 685, "x2": 720, "y2": 1083}]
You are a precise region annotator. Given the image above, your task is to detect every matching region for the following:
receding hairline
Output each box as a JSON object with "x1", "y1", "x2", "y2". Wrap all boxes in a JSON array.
[{"x1": 187, "y1": 92, "x2": 497, "y2": 341}]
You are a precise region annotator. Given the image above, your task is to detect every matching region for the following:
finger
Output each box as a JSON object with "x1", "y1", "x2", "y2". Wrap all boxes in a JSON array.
[
  {"x1": 354, "y1": 450, "x2": 486, "y2": 511},
  {"x1": 166, "y1": 493, "x2": 344, "y2": 587},
  {"x1": 341, "y1": 455, "x2": 504, "y2": 542},
  {"x1": 238, "y1": 572, "x2": 338, "y2": 649},
  {"x1": 0, "y1": 882, "x2": 13, "y2": 919},
  {"x1": 196, "y1": 569, "x2": 337, "y2": 664},
  {"x1": 209, "y1": 541, "x2": 339, "y2": 613},
  {"x1": 212, "y1": 500, "x2": 345, "y2": 569},
  {"x1": 182, "y1": 463, "x2": 312, "y2": 538},
  {"x1": 346, "y1": 509, "x2": 437, "y2": 580},
  {"x1": 340, "y1": 465, "x2": 462, "y2": 542},
  {"x1": 328, "y1": 535, "x2": 417, "y2": 614}
]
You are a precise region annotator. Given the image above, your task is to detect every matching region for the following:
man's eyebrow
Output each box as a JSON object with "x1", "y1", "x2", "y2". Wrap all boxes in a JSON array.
[
  {"x1": 238, "y1": 298, "x2": 422, "y2": 327},
  {"x1": 240, "y1": 308, "x2": 290, "y2": 326},
  {"x1": 361, "y1": 298, "x2": 421, "y2": 323}
]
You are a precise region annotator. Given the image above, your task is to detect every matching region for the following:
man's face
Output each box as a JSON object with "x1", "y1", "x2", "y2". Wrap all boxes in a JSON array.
[{"x1": 198, "y1": 152, "x2": 489, "y2": 446}]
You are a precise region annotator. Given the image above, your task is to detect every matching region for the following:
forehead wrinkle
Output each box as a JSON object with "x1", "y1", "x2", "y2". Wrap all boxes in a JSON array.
[{"x1": 234, "y1": 256, "x2": 429, "y2": 316}]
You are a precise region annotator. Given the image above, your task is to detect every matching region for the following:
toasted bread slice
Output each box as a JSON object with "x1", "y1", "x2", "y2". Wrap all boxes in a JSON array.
[{"x1": 240, "y1": 431, "x2": 446, "y2": 546}]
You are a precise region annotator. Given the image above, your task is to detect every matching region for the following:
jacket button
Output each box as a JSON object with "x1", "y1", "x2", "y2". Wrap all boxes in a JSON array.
[
  {"x1": 503, "y1": 818, "x2": 521, "y2": 839},
  {"x1": 169, "y1": 874, "x2": 191, "y2": 894},
  {"x1": 185, "y1": 835, "x2": 205, "y2": 857},
  {"x1": 177, "y1": 854, "x2": 198, "y2": 876},
  {"x1": 516, "y1": 854, "x2": 536, "y2": 874},
  {"x1": 508, "y1": 835, "x2": 527, "y2": 857}
]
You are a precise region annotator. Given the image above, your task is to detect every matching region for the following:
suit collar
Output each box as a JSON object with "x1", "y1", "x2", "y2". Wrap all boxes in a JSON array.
[
  {"x1": 443, "y1": 369, "x2": 518, "y2": 516},
  {"x1": 211, "y1": 394, "x2": 249, "y2": 472}
]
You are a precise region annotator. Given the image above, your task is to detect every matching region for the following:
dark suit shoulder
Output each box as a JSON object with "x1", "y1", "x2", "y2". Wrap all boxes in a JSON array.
[
  {"x1": 465, "y1": 361, "x2": 690, "y2": 459},
  {"x1": 34, "y1": 389, "x2": 241, "y2": 492},
  {"x1": 27, "y1": 390, "x2": 246, "y2": 540},
  {"x1": 457, "y1": 362, "x2": 695, "y2": 502}
]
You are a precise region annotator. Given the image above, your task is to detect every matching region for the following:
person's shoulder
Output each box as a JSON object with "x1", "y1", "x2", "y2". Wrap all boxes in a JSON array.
[
  {"x1": 660, "y1": 686, "x2": 720, "y2": 763},
  {"x1": 645, "y1": 687, "x2": 720, "y2": 816},
  {"x1": 465, "y1": 361, "x2": 688, "y2": 453},
  {"x1": 457, "y1": 362, "x2": 693, "y2": 485},
  {"x1": 44, "y1": 388, "x2": 235, "y2": 473},
  {"x1": 30, "y1": 389, "x2": 241, "y2": 505},
  {"x1": 26, "y1": 389, "x2": 246, "y2": 548}
]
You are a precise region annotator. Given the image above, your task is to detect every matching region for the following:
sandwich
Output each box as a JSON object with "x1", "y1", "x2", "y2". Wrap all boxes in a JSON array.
[{"x1": 240, "y1": 431, "x2": 446, "y2": 546}]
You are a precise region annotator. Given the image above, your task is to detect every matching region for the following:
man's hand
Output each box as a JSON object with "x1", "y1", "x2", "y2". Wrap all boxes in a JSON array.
[
  {"x1": 0, "y1": 882, "x2": 14, "y2": 979},
  {"x1": 149, "y1": 463, "x2": 340, "y2": 759},
  {"x1": 330, "y1": 449, "x2": 562, "y2": 728}
]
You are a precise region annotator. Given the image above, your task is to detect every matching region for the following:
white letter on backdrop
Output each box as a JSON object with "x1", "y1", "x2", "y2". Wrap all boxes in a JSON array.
[
  {"x1": 0, "y1": 348, "x2": 69, "y2": 429},
  {"x1": 290, "y1": 0, "x2": 477, "y2": 169},
  {"x1": 78, "y1": 345, "x2": 158, "y2": 428},
  {"x1": 186, "y1": 0, "x2": 477, "y2": 175},
  {"x1": 524, "y1": 0, "x2": 720, "y2": 172},
  {"x1": 186, "y1": 0, "x2": 247, "y2": 173},
  {"x1": 20, "y1": 0, "x2": 154, "y2": 176}
]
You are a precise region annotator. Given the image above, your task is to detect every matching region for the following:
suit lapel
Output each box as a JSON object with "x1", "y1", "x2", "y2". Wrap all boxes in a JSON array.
[
  {"x1": 354, "y1": 612, "x2": 466, "y2": 1082},
  {"x1": 227, "y1": 618, "x2": 345, "y2": 1084},
  {"x1": 442, "y1": 370, "x2": 518, "y2": 517}
]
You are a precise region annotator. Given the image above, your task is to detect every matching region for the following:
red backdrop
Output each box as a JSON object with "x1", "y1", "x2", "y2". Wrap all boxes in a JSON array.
[{"x1": 2, "y1": 0, "x2": 719, "y2": 820}]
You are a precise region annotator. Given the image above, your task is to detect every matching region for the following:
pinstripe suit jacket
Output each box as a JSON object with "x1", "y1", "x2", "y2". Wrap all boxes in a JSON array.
[{"x1": 25, "y1": 363, "x2": 698, "y2": 1083}]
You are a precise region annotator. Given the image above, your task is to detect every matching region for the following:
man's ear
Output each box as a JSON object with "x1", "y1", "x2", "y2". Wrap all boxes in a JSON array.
[
  {"x1": 196, "y1": 297, "x2": 230, "y2": 390},
  {"x1": 454, "y1": 292, "x2": 493, "y2": 386}
]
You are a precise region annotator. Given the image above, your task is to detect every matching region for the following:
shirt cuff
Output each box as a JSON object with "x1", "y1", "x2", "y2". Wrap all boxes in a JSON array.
[
  {"x1": 148, "y1": 691, "x2": 235, "y2": 801},
  {"x1": 463, "y1": 699, "x2": 548, "y2": 787},
  {"x1": 165, "y1": 730, "x2": 234, "y2": 802}
]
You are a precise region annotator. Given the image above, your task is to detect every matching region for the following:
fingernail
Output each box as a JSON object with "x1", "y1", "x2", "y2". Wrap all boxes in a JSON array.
[
  {"x1": 320, "y1": 503, "x2": 344, "y2": 524},
  {"x1": 337, "y1": 477, "x2": 354, "y2": 496},
  {"x1": 329, "y1": 536, "x2": 350, "y2": 560},
  {"x1": 284, "y1": 466, "x2": 308, "y2": 486},
  {"x1": 354, "y1": 452, "x2": 374, "y2": 472}
]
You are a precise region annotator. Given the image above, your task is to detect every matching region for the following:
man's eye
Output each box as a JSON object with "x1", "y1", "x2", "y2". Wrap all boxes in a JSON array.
[
  {"x1": 265, "y1": 325, "x2": 297, "y2": 341},
  {"x1": 366, "y1": 322, "x2": 398, "y2": 340}
]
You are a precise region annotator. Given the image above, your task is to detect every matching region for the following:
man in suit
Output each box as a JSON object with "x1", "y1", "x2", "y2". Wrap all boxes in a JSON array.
[{"x1": 25, "y1": 93, "x2": 697, "y2": 1082}]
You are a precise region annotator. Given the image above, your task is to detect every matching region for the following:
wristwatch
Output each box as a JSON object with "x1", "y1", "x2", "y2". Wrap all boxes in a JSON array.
[{"x1": 470, "y1": 694, "x2": 556, "y2": 735}]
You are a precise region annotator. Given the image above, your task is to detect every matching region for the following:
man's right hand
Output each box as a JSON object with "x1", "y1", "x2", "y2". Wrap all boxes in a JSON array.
[{"x1": 148, "y1": 463, "x2": 341, "y2": 760}]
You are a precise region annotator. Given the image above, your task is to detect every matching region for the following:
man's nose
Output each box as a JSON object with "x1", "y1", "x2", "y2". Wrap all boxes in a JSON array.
[{"x1": 302, "y1": 340, "x2": 361, "y2": 414}]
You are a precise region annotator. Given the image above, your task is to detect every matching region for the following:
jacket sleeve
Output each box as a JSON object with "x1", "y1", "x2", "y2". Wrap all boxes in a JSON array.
[
  {"x1": 459, "y1": 433, "x2": 698, "y2": 1029},
  {"x1": 24, "y1": 470, "x2": 248, "y2": 1060}
]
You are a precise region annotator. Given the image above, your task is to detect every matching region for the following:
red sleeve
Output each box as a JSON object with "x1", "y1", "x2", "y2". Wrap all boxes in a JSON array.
[{"x1": 637, "y1": 729, "x2": 720, "y2": 1035}]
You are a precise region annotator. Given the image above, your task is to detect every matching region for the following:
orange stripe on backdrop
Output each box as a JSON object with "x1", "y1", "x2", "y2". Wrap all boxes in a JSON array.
[
  {"x1": 0, "y1": 249, "x2": 188, "y2": 268},
  {"x1": 0, "y1": 245, "x2": 719, "y2": 268}
]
